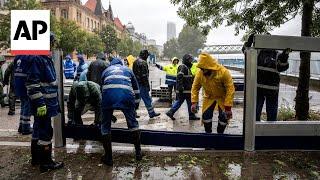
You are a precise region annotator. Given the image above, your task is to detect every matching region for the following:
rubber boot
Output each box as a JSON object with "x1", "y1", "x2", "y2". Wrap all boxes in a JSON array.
[
  {"x1": 165, "y1": 110, "x2": 175, "y2": 120},
  {"x1": 132, "y1": 130, "x2": 142, "y2": 161},
  {"x1": 217, "y1": 112, "x2": 228, "y2": 134},
  {"x1": 39, "y1": 144, "x2": 64, "y2": 172},
  {"x1": 21, "y1": 123, "x2": 33, "y2": 135},
  {"x1": 101, "y1": 134, "x2": 113, "y2": 166},
  {"x1": 135, "y1": 111, "x2": 140, "y2": 119},
  {"x1": 150, "y1": 112, "x2": 161, "y2": 118},
  {"x1": 217, "y1": 123, "x2": 227, "y2": 134},
  {"x1": 189, "y1": 114, "x2": 200, "y2": 121},
  {"x1": 31, "y1": 139, "x2": 40, "y2": 165},
  {"x1": 111, "y1": 115, "x2": 118, "y2": 123},
  {"x1": 18, "y1": 123, "x2": 22, "y2": 133},
  {"x1": 74, "y1": 109, "x2": 83, "y2": 125},
  {"x1": 204, "y1": 122, "x2": 212, "y2": 133},
  {"x1": 8, "y1": 111, "x2": 15, "y2": 115}
]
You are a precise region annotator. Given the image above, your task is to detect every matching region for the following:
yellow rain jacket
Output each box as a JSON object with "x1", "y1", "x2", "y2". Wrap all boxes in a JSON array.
[
  {"x1": 191, "y1": 53, "x2": 235, "y2": 113},
  {"x1": 160, "y1": 57, "x2": 179, "y2": 86},
  {"x1": 127, "y1": 55, "x2": 136, "y2": 69},
  {"x1": 191, "y1": 62, "x2": 199, "y2": 76}
]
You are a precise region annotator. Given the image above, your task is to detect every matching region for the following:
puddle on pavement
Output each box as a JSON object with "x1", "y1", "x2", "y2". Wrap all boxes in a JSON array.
[
  {"x1": 225, "y1": 163, "x2": 242, "y2": 179},
  {"x1": 1, "y1": 145, "x2": 320, "y2": 179},
  {"x1": 273, "y1": 172, "x2": 300, "y2": 180}
]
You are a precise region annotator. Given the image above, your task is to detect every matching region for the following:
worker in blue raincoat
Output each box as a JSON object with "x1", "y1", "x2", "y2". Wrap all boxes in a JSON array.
[
  {"x1": 63, "y1": 55, "x2": 76, "y2": 79},
  {"x1": 13, "y1": 56, "x2": 33, "y2": 135},
  {"x1": 25, "y1": 33, "x2": 64, "y2": 172},
  {"x1": 75, "y1": 54, "x2": 88, "y2": 80},
  {"x1": 100, "y1": 58, "x2": 142, "y2": 166}
]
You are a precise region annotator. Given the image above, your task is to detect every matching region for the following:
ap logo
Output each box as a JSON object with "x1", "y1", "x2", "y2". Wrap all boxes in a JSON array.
[{"x1": 11, "y1": 10, "x2": 50, "y2": 55}]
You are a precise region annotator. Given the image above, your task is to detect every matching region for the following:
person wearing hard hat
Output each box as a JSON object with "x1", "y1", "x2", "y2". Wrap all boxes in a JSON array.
[
  {"x1": 155, "y1": 57, "x2": 179, "y2": 103},
  {"x1": 0, "y1": 55, "x2": 5, "y2": 107},
  {"x1": 191, "y1": 53, "x2": 235, "y2": 134}
]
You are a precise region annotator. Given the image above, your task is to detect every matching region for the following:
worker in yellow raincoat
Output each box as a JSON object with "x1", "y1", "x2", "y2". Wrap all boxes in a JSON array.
[
  {"x1": 155, "y1": 57, "x2": 179, "y2": 103},
  {"x1": 191, "y1": 53, "x2": 235, "y2": 134},
  {"x1": 126, "y1": 55, "x2": 136, "y2": 69}
]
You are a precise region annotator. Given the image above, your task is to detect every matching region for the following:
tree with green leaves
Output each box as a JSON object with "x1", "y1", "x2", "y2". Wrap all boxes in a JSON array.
[
  {"x1": 171, "y1": 0, "x2": 320, "y2": 120},
  {"x1": 81, "y1": 33, "x2": 105, "y2": 58},
  {"x1": 54, "y1": 18, "x2": 86, "y2": 55},
  {"x1": 117, "y1": 36, "x2": 144, "y2": 57},
  {"x1": 99, "y1": 25, "x2": 119, "y2": 54},
  {"x1": 178, "y1": 25, "x2": 206, "y2": 57},
  {"x1": 132, "y1": 41, "x2": 143, "y2": 57},
  {"x1": 163, "y1": 38, "x2": 180, "y2": 59},
  {"x1": 0, "y1": 0, "x2": 42, "y2": 48},
  {"x1": 146, "y1": 45, "x2": 160, "y2": 58},
  {"x1": 117, "y1": 36, "x2": 134, "y2": 57}
]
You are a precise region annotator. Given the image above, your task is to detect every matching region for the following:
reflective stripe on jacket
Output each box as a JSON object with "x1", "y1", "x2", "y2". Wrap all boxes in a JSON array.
[
  {"x1": 257, "y1": 49, "x2": 289, "y2": 91},
  {"x1": 63, "y1": 59, "x2": 76, "y2": 79},
  {"x1": 14, "y1": 56, "x2": 34, "y2": 97},
  {"x1": 160, "y1": 64, "x2": 178, "y2": 86},
  {"x1": 176, "y1": 64, "x2": 193, "y2": 94},
  {"x1": 102, "y1": 58, "x2": 140, "y2": 110},
  {"x1": 25, "y1": 55, "x2": 59, "y2": 117}
]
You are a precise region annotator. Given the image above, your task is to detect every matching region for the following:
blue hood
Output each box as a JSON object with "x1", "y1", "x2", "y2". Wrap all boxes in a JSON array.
[
  {"x1": 110, "y1": 58, "x2": 123, "y2": 66},
  {"x1": 65, "y1": 55, "x2": 71, "y2": 60}
]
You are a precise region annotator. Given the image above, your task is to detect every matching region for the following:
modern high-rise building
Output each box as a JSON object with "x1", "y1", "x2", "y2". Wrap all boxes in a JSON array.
[{"x1": 167, "y1": 22, "x2": 176, "y2": 41}]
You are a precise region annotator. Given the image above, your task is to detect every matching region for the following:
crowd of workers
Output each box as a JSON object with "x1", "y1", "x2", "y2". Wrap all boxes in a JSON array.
[{"x1": 0, "y1": 33, "x2": 291, "y2": 172}]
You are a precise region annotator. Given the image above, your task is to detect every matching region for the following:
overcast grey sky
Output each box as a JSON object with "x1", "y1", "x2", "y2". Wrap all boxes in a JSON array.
[{"x1": 82, "y1": 0, "x2": 301, "y2": 46}]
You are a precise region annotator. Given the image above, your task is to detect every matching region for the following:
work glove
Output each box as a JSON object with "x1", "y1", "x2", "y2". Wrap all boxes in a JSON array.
[
  {"x1": 37, "y1": 105, "x2": 47, "y2": 117},
  {"x1": 155, "y1": 64, "x2": 161, "y2": 69},
  {"x1": 278, "y1": 48, "x2": 292, "y2": 63},
  {"x1": 225, "y1": 106, "x2": 232, "y2": 120},
  {"x1": 191, "y1": 103, "x2": 198, "y2": 113}
]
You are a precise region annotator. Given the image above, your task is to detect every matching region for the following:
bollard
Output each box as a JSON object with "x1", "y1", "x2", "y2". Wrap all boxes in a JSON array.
[{"x1": 53, "y1": 50, "x2": 65, "y2": 147}]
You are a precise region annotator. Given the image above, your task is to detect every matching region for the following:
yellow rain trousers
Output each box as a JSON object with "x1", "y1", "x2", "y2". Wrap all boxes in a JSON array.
[{"x1": 191, "y1": 53, "x2": 235, "y2": 113}]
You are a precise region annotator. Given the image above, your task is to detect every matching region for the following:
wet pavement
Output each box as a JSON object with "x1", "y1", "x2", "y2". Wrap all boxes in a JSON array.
[
  {"x1": 0, "y1": 145, "x2": 319, "y2": 179},
  {"x1": 1, "y1": 63, "x2": 320, "y2": 136},
  {"x1": 0, "y1": 62, "x2": 320, "y2": 179}
]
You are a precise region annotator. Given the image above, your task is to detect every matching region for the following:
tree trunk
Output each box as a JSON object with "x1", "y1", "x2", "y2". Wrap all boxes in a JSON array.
[{"x1": 295, "y1": 0, "x2": 314, "y2": 120}]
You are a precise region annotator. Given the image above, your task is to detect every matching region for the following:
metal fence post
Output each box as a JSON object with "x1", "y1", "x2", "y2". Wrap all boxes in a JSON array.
[
  {"x1": 53, "y1": 50, "x2": 65, "y2": 147},
  {"x1": 244, "y1": 49, "x2": 257, "y2": 151}
]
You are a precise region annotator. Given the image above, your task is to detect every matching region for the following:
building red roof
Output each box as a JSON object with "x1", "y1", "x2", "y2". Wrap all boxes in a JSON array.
[
  {"x1": 114, "y1": 17, "x2": 124, "y2": 31},
  {"x1": 84, "y1": 0, "x2": 96, "y2": 12}
]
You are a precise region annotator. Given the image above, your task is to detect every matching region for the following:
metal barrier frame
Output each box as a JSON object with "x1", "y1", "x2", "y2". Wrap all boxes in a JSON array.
[
  {"x1": 53, "y1": 35, "x2": 320, "y2": 150},
  {"x1": 244, "y1": 35, "x2": 320, "y2": 151}
]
